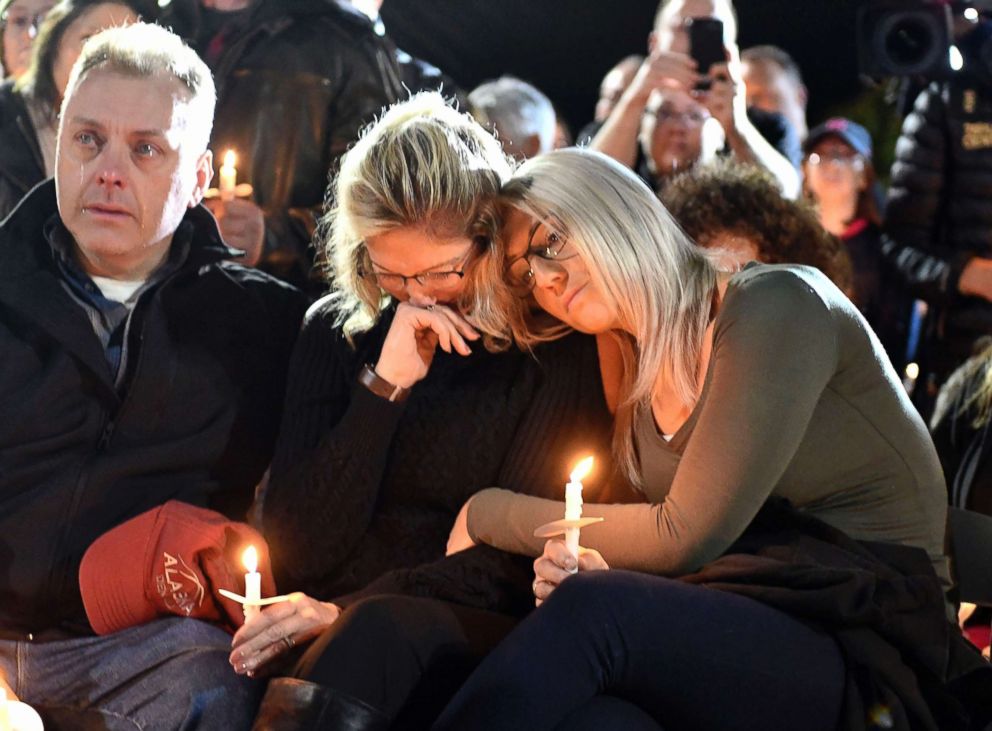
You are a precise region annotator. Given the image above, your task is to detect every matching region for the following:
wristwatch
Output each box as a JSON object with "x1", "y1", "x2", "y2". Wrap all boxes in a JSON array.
[{"x1": 358, "y1": 363, "x2": 411, "y2": 403}]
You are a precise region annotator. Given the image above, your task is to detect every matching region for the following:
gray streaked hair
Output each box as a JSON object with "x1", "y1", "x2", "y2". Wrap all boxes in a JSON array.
[
  {"x1": 502, "y1": 148, "x2": 717, "y2": 488},
  {"x1": 469, "y1": 76, "x2": 556, "y2": 159},
  {"x1": 61, "y1": 21, "x2": 215, "y2": 153}
]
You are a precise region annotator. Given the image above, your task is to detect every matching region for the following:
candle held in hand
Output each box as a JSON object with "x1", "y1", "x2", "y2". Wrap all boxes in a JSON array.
[
  {"x1": 564, "y1": 456, "x2": 594, "y2": 571},
  {"x1": 242, "y1": 545, "x2": 261, "y2": 622},
  {"x1": 219, "y1": 150, "x2": 238, "y2": 202}
]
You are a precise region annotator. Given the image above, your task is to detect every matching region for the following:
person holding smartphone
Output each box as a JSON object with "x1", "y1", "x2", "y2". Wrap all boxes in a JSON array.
[{"x1": 590, "y1": 0, "x2": 800, "y2": 198}]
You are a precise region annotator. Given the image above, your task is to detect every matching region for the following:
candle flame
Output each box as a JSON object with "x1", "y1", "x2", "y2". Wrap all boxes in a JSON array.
[
  {"x1": 223, "y1": 149, "x2": 236, "y2": 168},
  {"x1": 570, "y1": 456, "x2": 594, "y2": 482},
  {"x1": 242, "y1": 545, "x2": 258, "y2": 573}
]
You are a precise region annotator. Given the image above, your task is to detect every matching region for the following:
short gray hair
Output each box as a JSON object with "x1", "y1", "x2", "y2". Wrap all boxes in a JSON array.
[
  {"x1": 62, "y1": 22, "x2": 215, "y2": 152},
  {"x1": 468, "y1": 76, "x2": 556, "y2": 159}
]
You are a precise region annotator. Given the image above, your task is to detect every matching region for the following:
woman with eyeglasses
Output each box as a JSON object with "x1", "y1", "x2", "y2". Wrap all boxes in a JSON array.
[
  {"x1": 0, "y1": 0, "x2": 142, "y2": 217},
  {"x1": 435, "y1": 148, "x2": 988, "y2": 730},
  {"x1": 237, "y1": 93, "x2": 629, "y2": 730},
  {"x1": 0, "y1": 0, "x2": 53, "y2": 79},
  {"x1": 802, "y1": 117, "x2": 908, "y2": 366}
]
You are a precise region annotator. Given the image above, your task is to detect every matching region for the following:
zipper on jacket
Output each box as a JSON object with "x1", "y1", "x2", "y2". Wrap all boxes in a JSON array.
[{"x1": 96, "y1": 420, "x2": 115, "y2": 451}]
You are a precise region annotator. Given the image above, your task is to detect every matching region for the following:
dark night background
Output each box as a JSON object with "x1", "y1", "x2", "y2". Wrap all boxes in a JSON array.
[
  {"x1": 382, "y1": 0, "x2": 902, "y2": 169},
  {"x1": 149, "y1": 0, "x2": 913, "y2": 178}
]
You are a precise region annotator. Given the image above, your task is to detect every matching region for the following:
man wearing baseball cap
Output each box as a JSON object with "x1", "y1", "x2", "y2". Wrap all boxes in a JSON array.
[{"x1": 0, "y1": 21, "x2": 305, "y2": 729}]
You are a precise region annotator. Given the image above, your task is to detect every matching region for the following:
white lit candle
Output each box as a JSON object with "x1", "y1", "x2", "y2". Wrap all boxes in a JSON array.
[
  {"x1": 0, "y1": 688, "x2": 11, "y2": 731},
  {"x1": 902, "y1": 362, "x2": 920, "y2": 395},
  {"x1": 0, "y1": 689, "x2": 43, "y2": 731},
  {"x1": 219, "y1": 150, "x2": 238, "y2": 202},
  {"x1": 564, "y1": 457, "x2": 594, "y2": 572},
  {"x1": 242, "y1": 545, "x2": 261, "y2": 622}
]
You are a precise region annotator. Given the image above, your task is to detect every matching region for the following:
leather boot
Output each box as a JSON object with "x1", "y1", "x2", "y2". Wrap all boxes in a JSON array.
[{"x1": 252, "y1": 678, "x2": 389, "y2": 731}]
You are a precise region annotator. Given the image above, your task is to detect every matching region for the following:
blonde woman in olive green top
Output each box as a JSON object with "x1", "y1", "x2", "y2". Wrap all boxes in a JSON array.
[{"x1": 438, "y1": 148, "x2": 952, "y2": 731}]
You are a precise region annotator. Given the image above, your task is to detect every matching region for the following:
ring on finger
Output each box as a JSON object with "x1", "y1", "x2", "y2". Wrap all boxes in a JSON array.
[
  {"x1": 282, "y1": 635, "x2": 295, "y2": 650},
  {"x1": 426, "y1": 304, "x2": 435, "y2": 312}
]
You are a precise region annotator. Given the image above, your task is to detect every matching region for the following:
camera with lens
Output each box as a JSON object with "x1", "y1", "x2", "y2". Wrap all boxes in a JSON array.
[
  {"x1": 858, "y1": 1, "x2": 955, "y2": 78},
  {"x1": 858, "y1": 1, "x2": 992, "y2": 80}
]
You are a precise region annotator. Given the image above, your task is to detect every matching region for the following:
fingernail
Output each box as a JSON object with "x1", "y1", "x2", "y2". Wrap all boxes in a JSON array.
[{"x1": 247, "y1": 670, "x2": 255, "y2": 678}]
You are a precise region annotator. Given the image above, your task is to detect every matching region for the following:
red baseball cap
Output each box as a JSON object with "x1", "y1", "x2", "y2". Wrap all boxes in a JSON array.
[{"x1": 79, "y1": 500, "x2": 277, "y2": 635}]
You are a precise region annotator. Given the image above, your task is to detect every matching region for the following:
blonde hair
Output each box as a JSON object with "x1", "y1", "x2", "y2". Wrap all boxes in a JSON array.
[
  {"x1": 61, "y1": 22, "x2": 215, "y2": 153},
  {"x1": 323, "y1": 92, "x2": 515, "y2": 348},
  {"x1": 502, "y1": 148, "x2": 717, "y2": 487}
]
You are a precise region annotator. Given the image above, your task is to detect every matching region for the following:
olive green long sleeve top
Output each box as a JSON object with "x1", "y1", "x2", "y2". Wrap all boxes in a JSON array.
[{"x1": 468, "y1": 263, "x2": 950, "y2": 586}]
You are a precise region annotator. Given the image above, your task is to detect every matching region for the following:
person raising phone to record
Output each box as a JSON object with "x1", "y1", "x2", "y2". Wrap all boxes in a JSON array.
[{"x1": 590, "y1": 0, "x2": 800, "y2": 198}]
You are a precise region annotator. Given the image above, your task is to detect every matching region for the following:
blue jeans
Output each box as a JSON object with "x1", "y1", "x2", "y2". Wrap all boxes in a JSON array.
[
  {"x1": 0, "y1": 617, "x2": 261, "y2": 730},
  {"x1": 434, "y1": 571, "x2": 845, "y2": 731}
]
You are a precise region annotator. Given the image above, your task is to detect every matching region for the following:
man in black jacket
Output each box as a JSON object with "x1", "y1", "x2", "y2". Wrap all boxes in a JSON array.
[
  {"x1": 0, "y1": 22, "x2": 305, "y2": 729},
  {"x1": 164, "y1": 0, "x2": 403, "y2": 295},
  {"x1": 884, "y1": 17, "x2": 992, "y2": 417}
]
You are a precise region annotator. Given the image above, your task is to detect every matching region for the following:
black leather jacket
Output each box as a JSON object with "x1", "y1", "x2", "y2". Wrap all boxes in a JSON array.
[
  {"x1": 169, "y1": 0, "x2": 404, "y2": 293},
  {"x1": 0, "y1": 81, "x2": 45, "y2": 220}
]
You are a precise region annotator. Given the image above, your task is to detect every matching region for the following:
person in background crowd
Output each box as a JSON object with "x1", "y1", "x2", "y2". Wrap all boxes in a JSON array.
[
  {"x1": 637, "y1": 87, "x2": 722, "y2": 190},
  {"x1": 0, "y1": 22, "x2": 305, "y2": 728},
  {"x1": 437, "y1": 147, "x2": 990, "y2": 731},
  {"x1": 0, "y1": 0, "x2": 142, "y2": 218},
  {"x1": 931, "y1": 339, "x2": 992, "y2": 516},
  {"x1": 595, "y1": 55, "x2": 645, "y2": 125},
  {"x1": 804, "y1": 117, "x2": 908, "y2": 365},
  {"x1": 741, "y1": 44, "x2": 808, "y2": 141},
  {"x1": 929, "y1": 339, "x2": 992, "y2": 659},
  {"x1": 162, "y1": 0, "x2": 404, "y2": 296},
  {"x1": 469, "y1": 76, "x2": 556, "y2": 160},
  {"x1": 592, "y1": 0, "x2": 800, "y2": 197},
  {"x1": 661, "y1": 156, "x2": 851, "y2": 290},
  {"x1": 241, "y1": 93, "x2": 627, "y2": 729},
  {"x1": 575, "y1": 55, "x2": 643, "y2": 146},
  {"x1": 552, "y1": 102, "x2": 573, "y2": 149},
  {"x1": 883, "y1": 12, "x2": 992, "y2": 418},
  {"x1": 0, "y1": 0, "x2": 53, "y2": 79}
]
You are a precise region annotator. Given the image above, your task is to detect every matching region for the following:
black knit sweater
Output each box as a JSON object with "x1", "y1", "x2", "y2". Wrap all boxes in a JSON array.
[{"x1": 262, "y1": 298, "x2": 631, "y2": 616}]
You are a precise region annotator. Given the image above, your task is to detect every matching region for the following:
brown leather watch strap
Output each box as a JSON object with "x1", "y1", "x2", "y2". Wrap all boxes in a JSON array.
[{"x1": 358, "y1": 363, "x2": 411, "y2": 403}]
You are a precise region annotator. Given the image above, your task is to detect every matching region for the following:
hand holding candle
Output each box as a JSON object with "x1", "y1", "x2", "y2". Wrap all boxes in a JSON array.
[
  {"x1": 533, "y1": 456, "x2": 603, "y2": 577},
  {"x1": 219, "y1": 150, "x2": 238, "y2": 203}
]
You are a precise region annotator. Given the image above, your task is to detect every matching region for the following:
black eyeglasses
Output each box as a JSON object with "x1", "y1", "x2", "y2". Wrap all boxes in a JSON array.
[
  {"x1": 360, "y1": 249, "x2": 472, "y2": 291},
  {"x1": 505, "y1": 228, "x2": 574, "y2": 297},
  {"x1": 363, "y1": 268, "x2": 466, "y2": 290}
]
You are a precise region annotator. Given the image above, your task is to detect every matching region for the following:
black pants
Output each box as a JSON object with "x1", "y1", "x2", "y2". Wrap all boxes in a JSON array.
[
  {"x1": 292, "y1": 595, "x2": 518, "y2": 728},
  {"x1": 434, "y1": 571, "x2": 846, "y2": 731}
]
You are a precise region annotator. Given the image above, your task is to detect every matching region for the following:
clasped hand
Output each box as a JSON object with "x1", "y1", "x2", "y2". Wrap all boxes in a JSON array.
[
  {"x1": 204, "y1": 197, "x2": 266, "y2": 267},
  {"x1": 229, "y1": 592, "x2": 339, "y2": 677},
  {"x1": 375, "y1": 301, "x2": 481, "y2": 388}
]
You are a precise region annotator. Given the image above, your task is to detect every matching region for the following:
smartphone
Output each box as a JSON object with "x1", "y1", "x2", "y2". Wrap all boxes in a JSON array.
[{"x1": 687, "y1": 17, "x2": 725, "y2": 89}]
